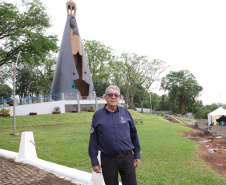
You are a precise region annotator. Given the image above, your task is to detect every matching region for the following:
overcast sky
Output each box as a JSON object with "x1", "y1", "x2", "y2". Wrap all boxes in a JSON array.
[{"x1": 10, "y1": 0, "x2": 226, "y2": 105}]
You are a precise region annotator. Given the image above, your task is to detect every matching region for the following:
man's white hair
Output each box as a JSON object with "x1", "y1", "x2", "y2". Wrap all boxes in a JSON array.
[{"x1": 105, "y1": 85, "x2": 120, "y2": 95}]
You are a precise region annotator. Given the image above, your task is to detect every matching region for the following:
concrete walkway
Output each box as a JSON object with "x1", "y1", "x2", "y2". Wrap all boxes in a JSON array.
[
  {"x1": 0, "y1": 131, "x2": 101, "y2": 185},
  {"x1": 0, "y1": 156, "x2": 80, "y2": 185}
]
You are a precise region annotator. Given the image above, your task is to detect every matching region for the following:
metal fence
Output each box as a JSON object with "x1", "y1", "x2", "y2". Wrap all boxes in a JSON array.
[{"x1": 0, "y1": 93, "x2": 104, "y2": 107}]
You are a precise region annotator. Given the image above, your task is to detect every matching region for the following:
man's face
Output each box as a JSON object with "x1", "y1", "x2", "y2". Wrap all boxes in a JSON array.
[{"x1": 104, "y1": 88, "x2": 121, "y2": 107}]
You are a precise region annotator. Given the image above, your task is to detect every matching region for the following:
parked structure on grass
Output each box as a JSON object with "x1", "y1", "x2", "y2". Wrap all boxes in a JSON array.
[{"x1": 208, "y1": 107, "x2": 226, "y2": 126}]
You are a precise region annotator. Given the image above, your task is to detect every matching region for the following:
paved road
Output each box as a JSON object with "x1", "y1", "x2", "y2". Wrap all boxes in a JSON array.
[{"x1": 0, "y1": 156, "x2": 80, "y2": 185}]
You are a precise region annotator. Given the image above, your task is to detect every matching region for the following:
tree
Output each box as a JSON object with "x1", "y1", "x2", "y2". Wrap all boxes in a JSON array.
[
  {"x1": 35, "y1": 57, "x2": 57, "y2": 95},
  {"x1": 150, "y1": 93, "x2": 160, "y2": 110},
  {"x1": 139, "y1": 92, "x2": 160, "y2": 110},
  {"x1": 16, "y1": 67, "x2": 33, "y2": 97},
  {"x1": 192, "y1": 100, "x2": 206, "y2": 118},
  {"x1": 0, "y1": 84, "x2": 12, "y2": 99},
  {"x1": 83, "y1": 40, "x2": 113, "y2": 82},
  {"x1": 109, "y1": 53, "x2": 167, "y2": 109},
  {"x1": 204, "y1": 103, "x2": 220, "y2": 119},
  {"x1": 16, "y1": 56, "x2": 57, "y2": 97},
  {"x1": 0, "y1": 65, "x2": 12, "y2": 85},
  {"x1": 83, "y1": 39, "x2": 113, "y2": 96},
  {"x1": 205, "y1": 103, "x2": 220, "y2": 113},
  {"x1": 117, "y1": 52, "x2": 148, "y2": 109},
  {"x1": 222, "y1": 104, "x2": 226, "y2": 110},
  {"x1": 0, "y1": 1, "x2": 59, "y2": 67},
  {"x1": 82, "y1": 39, "x2": 167, "y2": 108},
  {"x1": 136, "y1": 59, "x2": 168, "y2": 111},
  {"x1": 115, "y1": 53, "x2": 168, "y2": 110},
  {"x1": 161, "y1": 70, "x2": 203, "y2": 114},
  {"x1": 156, "y1": 94, "x2": 170, "y2": 111},
  {"x1": 109, "y1": 60, "x2": 125, "y2": 88}
]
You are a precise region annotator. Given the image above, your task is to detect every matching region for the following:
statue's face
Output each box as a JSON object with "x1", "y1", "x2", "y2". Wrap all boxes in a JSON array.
[{"x1": 70, "y1": 17, "x2": 76, "y2": 29}]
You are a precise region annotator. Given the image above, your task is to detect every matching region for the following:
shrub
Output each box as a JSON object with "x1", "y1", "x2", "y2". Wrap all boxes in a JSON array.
[
  {"x1": 0, "y1": 107, "x2": 11, "y2": 114},
  {"x1": 54, "y1": 106, "x2": 60, "y2": 111},
  {"x1": 161, "y1": 112, "x2": 165, "y2": 116},
  {"x1": 184, "y1": 113, "x2": 194, "y2": 119}
]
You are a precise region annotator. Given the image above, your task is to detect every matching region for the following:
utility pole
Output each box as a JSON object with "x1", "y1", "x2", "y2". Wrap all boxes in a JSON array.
[{"x1": 13, "y1": 51, "x2": 21, "y2": 136}]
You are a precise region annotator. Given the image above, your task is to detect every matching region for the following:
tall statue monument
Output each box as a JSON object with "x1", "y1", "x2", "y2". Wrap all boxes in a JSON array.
[{"x1": 51, "y1": 0, "x2": 94, "y2": 98}]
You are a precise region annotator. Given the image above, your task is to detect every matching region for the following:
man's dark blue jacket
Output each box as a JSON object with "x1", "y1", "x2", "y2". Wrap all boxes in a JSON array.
[{"x1": 88, "y1": 106, "x2": 141, "y2": 166}]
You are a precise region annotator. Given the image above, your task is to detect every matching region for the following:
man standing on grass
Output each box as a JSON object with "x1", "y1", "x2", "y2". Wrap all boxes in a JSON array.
[{"x1": 89, "y1": 85, "x2": 141, "y2": 185}]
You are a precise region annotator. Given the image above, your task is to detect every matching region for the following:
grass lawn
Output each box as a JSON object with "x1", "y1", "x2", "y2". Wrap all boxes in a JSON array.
[{"x1": 0, "y1": 111, "x2": 225, "y2": 184}]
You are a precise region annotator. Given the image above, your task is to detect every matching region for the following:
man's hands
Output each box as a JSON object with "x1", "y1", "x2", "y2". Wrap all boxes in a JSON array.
[
  {"x1": 134, "y1": 159, "x2": 140, "y2": 169},
  {"x1": 92, "y1": 159, "x2": 140, "y2": 173},
  {"x1": 92, "y1": 165, "x2": 101, "y2": 173}
]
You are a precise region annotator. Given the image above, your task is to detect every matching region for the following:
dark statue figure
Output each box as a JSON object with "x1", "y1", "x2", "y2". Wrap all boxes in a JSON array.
[{"x1": 51, "y1": 0, "x2": 94, "y2": 98}]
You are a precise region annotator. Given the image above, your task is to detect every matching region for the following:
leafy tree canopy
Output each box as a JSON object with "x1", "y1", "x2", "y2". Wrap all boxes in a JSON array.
[
  {"x1": 0, "y1": 83, "x2": 12, "y2": 99},
  {"x1": 15, "y1": 56, "x2": 57, "y2": 97},
  {"x1": 83, "y1": 39, "x2": 113, "y2": 96},
  {"x1": 0, "y1": 0, "x2": 59, "y2": 66},
  {"x1": 205, "y1": 103, "x2": 220, "y2": 113},
  {"x1": 161, "y1": 70, "x2": 203, "y2": 114},
  {"x1": 83, "y1": 39, "x2": 113, "y2": 84}
]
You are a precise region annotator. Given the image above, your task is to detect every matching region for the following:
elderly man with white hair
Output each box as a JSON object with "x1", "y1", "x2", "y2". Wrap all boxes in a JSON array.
[{"x1": 89, "y1": 85, "x2": 141, "y2": 185}]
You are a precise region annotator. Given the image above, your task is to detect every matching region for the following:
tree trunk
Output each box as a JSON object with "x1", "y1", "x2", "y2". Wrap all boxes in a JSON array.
[
  {"x1": 137, "y1": 93, "x2": 143, "y2": 112},
  {"x1": 179, "y1": 96, "x2": 184, "y2": 115},
  {"x1": 130, "y1": 94, "x2": 134, "y2": 109},
  {"x1": 27, "y1": 73, "x2": 31, "y2": 96},
  {"x1": 137, "y1": 91, "x2": 146, "y2": 113}
]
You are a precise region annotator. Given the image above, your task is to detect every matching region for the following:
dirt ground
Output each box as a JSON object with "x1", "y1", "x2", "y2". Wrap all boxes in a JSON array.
[
  {"x1": 166, "y1": 116, "x2": 226, "y2": 177},
  {"x1": 182, "y1": 122, "x2": 226, "y2": 177}
]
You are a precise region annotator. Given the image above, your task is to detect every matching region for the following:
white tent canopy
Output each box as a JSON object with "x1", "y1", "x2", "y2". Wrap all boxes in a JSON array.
[{"x1": 208, "y1": 107, "x2": 226, "y2": 125}]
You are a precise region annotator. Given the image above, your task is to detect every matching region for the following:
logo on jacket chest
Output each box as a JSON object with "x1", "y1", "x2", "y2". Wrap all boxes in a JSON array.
[{"x1": 120, "y1": 117, "x2": 127, "y2": 124}]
